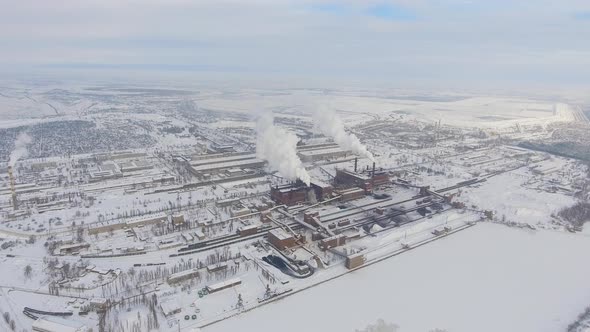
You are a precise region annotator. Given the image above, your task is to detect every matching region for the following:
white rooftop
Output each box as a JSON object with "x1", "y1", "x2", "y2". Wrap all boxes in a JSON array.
[
  {"x1": 191, "y1": 158, "x2": 265, "y2": 172},
  {"x1": 269, "y1": 228, "x2": 293, "y2": 240},
  {"x1": 298, "y1": 147, "x2": 349, "y2": 156}
]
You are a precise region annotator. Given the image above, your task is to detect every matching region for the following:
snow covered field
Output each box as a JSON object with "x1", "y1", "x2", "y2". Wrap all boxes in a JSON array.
[
  {"x1": 205, "y1": 223, "x2": 590, "y2": 332},
  {"x1": 0, "y1": 82, "x2": 587, "y2": 332}
]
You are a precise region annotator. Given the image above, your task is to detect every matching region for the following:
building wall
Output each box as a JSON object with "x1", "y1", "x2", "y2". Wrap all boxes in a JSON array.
[
  {"x1": 268, "y1": 230, "x2": 296, "y2": 250},
  {"x1": 319, "y1": 234, "x2": 346, "y2": 250},
  {"x1": 337, "y1": 188, "x2": 366, "y2": 201},
  {"x1": 270, "y1": 186, "x2": 307, "y2": 206},
  {"x1": 335, "y1": 169, "x2": 372, "y2": 192},
  {"x1": 345, "y1": 254, "x2": 365, "y2": 269}
]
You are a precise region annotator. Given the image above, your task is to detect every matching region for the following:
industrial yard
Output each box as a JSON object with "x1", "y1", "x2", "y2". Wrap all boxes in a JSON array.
[{"x1": 0, "y1": 84, "x2": 589, "y2": 332}]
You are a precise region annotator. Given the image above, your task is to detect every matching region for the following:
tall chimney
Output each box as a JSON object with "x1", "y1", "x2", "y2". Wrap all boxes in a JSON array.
[
  {"x1": 354, "y1": 158, "x2": 358, "y2": 173},
  {"x1": 8, "y1": 166, "x2": 17, "y2": 210},
  {"x1": 371, "y1": 162, "x2": 376, "y2": 193}
]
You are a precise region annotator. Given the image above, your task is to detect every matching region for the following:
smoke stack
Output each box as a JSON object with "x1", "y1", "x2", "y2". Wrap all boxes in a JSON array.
[
  {"x1": 354, "y1": 158, "x2": 358, "y2": 173},
  {"x1": 8, "y1": 166, "x2": 17, "y2": 210},
  {"x1": 371, "y1": 162, "x2": 376, "y2": 193}
]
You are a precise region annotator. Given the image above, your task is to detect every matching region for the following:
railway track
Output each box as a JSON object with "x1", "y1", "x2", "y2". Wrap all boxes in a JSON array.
[
  {"x1": 170, "y1": 222, "x2": 302, "y2": 257},
  {"x1": 22, "y1": 306, "x2": 73, "y2": 320}
]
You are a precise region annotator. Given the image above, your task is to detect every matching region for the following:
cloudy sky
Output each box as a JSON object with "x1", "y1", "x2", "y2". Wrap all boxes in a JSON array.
[{"x1": 1, "y1": 0, "x2": 589, "y2": 87}]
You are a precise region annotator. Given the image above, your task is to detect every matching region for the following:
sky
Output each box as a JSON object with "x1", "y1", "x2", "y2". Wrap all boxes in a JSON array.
[{"x1": 1, "y1": 0, "x2": 590, "y2": 88}]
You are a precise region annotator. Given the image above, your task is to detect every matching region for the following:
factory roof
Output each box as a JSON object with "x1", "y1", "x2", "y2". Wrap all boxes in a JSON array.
[
  {"x1": 297, "y1": 147, "x2": 350, "y2": 157},
  {"x1": 337, "y1": 169, "x2": 370, "y2": 180},
  {"x1": 296, "y1": 142, "x2": 339, "y2": 151},
  {"x1": 189, "y1": 153, "x2": 257, "y2": 167},
  {"x1": 337, "y1": 187, "x2": 366, "y2": 194},
  {"x1": 190, "y1": 158, "x2": 265, "y2": 172},
  {"x1": 168, "y1": 268, "x2": 199, "y2": 281},
  {"x1": 269, "y1": 228, "x2": 293, "y2": 240},
  {"x1": 206, "y1": 278, "x2": 241, "y2": 292},
  {"x1": 238, "y1": 224, "x2": 258, "y2": 231},
  {"x1": 160, "y1": 299, "x2": 181, "y2": 315},
  {"x1": 126, "y1": 212, "x2": 168, "y2": 225}
]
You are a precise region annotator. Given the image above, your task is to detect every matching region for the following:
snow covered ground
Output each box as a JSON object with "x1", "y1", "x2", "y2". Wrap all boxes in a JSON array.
[
  {"x1": 1, "y1": 82, "x2": 587, "y2": 332},
  {"x1": 204, "y1": 223, "x2": 590, "y2": 332}
]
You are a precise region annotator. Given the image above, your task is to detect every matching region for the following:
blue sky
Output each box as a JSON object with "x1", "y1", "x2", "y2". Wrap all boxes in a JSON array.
[{"x1": 1, "y1": 0, "x2": 590, "y2": 88}]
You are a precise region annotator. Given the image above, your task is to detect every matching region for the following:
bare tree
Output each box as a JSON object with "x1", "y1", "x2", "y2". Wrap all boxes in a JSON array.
[{"x1": 24, "y1": 265, "x2": 32, "y2": 279}]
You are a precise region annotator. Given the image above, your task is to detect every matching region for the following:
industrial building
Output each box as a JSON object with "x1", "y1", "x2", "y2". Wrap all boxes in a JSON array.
[
  {"x1": 189, "y1": 153, "x2": 257, "y2": 167},
  {"x1": 167, "y1": 268, "x2": 200, "y2": 284},
  {"x1": 88, "y1": 212, "x2": 169, "y2": 235},
  {"x1": 345, "y1": 253, "x2": 366, "y2": 269},
  {"x1": 206, "y1": 278, "x2": 242, "y2": 293},
  {"x1": 310, "y1": 180, "x2": 333, "y2": 201},
  {"x1": 270, "y1": 180, "x2": 333, "y2": 206},
  {"x1": 319, "y1": 234, "x2": 347, "y2": 250},
  {"x1": 336, "y1": 187, "x2": 366, "y2": 201},
  {"x1": 304, "y1": 211, "x2": 320, "y2": 226},
  {"x1": 298, "y1": 147, "x2": 351, "y2": 162},
  {"x1": 118, "y1": 160, "x2": 153, "y2": 173},
  {"x1": 160, "y1": 299, "x2": 182, "y2": 317},
  {"x1": 238, "y1": 224, "x2": 258, "y2": 236},
  {"x1": 268, "y1": 228, "x2": 297, "y2": 250},
  {"x1": 334, "y1": 169, "x2": 373, "y2": 192},
  {"x1": 270, "y1": 183, "x2": 308, "y2": 206},
  {"x1": 188, "y1": 154, "x2": 266, "y2": 178}
]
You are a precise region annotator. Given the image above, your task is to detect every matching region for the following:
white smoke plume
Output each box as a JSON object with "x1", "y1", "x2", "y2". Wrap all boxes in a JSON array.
[
  {"x1": 313, "y1": 105, "x2": 374, "y2": 161},
  {"x1": 9, "y1": 132, "x2": 32, "y2": 166},
  {"x1": 256, "y1": 112, "x2": 311, "y2": 186}
]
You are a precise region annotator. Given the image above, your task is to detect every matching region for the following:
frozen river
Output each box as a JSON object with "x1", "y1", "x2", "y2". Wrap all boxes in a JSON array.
[{"x1": 204, "y1": 223, "x2": 590, "y2": 332}]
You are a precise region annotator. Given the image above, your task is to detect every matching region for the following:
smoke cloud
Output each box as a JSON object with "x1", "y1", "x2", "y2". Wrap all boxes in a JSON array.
[
  {"x1": 9, "y1": 132, "x2": 32, "y2": 166},
  {"x1": 256, "y1": 112, "x2": 311, "y2": 186},
  {"x1": 313, "y1": 106, "x2": 374, "y2": 161}
]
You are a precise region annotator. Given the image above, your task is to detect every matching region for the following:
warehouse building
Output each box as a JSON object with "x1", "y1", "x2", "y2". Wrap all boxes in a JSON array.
[
  {"x1": 310, "y1": 180, "x2": 333, "y2": 201},
  {"x1": 345, "y1": 252, "x2": 366, "y2": 269},
  {"x1": 188, "y1": 158, "x2": 266, "y2": 177},
  {"x1": 206, "y1": 278, "x2": 242, "y2": 293},
  {"x1": 268, "y1": 228, "x2": 297, "y2": 250},
  {"x1": 270, "y1": 183, "x2": 308, "y2": 206},
  {"x1": 298, "y1": 147, "x2": 351, "y2": 162},
  {"x1": 189, "y1": 153, "x2": 257, "y2": 167},
  {"x1": 88, "y1": 212, "x2": 168, "y2": 235},
  {"x1": 334, "y1": 169, "x2": 372, "y2": 192},
  {"x1": 336, "y1": 187, "x2": 366, "y2": 201},
  {"x1": 160, "y1": 299, "x2": 182, "y2": 317},
  {"x1": 167, "y1": 268, "x2": 200, "y2": 284},
  {"x1": 319, "y1": 234, "x2": 347, "y2": 250},
  {"x1": 334, "y1": 166, "x2": 390, "y2": 193}
]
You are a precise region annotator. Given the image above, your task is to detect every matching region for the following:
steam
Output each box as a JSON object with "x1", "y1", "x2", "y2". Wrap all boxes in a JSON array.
[
  {"x1": 313, "y1": 105, "x2": 374, "y2": 161},
  {"x1": 9, "y1": 132, "x2": 32, "y2": 166},
  {"x1": 256, "y1": 112, "x2": 311, "y2": 186}
]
